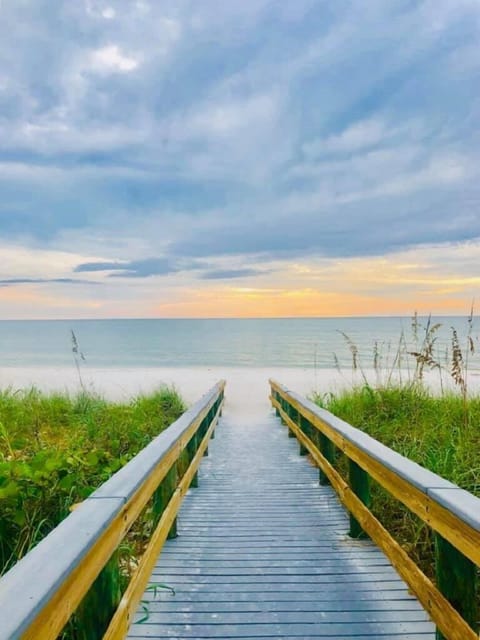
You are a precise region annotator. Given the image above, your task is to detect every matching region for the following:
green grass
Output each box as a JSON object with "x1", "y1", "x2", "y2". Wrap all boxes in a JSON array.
[
  {"x1": 0, "y1": 386, "x2": 185, "y2": 575},
  {"x1": 315, "y1": 384, "x2": 480, "y2": 576}
]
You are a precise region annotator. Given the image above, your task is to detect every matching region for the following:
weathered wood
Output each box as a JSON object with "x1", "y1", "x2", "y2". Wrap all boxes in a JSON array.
[
  {"x1": 349, "y1": 459, "x2": 371, "y2": 539},
  {"x1": 128, "y1": 622, "x2": 432, "y2": 638},
  {"x1": 153, "y1": 463, "x2": 178, "y2": 539},
  {"x1": 74, "y1": 552, "x2": 121, "y2": 640},
  {"x1": 188, "y1": 433, "x2": 199, "y2": 488},
  {"x1": 286, "y1": 403, "x2": 296, "y2": 438},
  {"x1": 272, "y1": 391, "x2": 475, "y2": 640},
  {"x1": 103, "y1": 403, "x2": 220, "y2": 640},
  {"x1": 270, "y1": 380, "x2": 480, "y2": 567},
  {"x1": 128, "y1": 401, "x2": 433, "y2": 639},
  {"x1": 0, "y1": 381, "x2": 225, "y2": 640},
  {"x1": 435, "y1": 534, "x2": 477, "y2": 639},
  {"x1": 429, "y1": 486, "x2": 480, "y2": 533},
  {"x1": 299, "y1": 414, "x2": 309, "y2": 456},
  {"x1": 319, "y1": 432, "x2": 334, "y2": 486},
  {"x1": 92, "y1": 381, "x2": 225, "y2": 503}
]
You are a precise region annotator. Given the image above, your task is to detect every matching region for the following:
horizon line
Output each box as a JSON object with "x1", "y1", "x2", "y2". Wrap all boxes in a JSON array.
[{"x1": 0, "y1": 313, "x2": 475, "y2": 322}]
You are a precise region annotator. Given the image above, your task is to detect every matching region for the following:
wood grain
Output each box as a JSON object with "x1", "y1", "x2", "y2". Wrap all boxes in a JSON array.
[
  {"x1": 103, "y1": 403, "x2": 222, "y2": 640},
  {"x1": 15, "y1": 384, "x2": 225, "y2": 640},
  {"x1": 272, "y1": 395, "x2": 477, "y2": 640},
  {"x1": 270, "y1": 381, "x2": 480, "y2": 567}
]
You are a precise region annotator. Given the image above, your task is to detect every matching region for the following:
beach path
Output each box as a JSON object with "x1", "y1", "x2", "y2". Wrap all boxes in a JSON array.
[{"x1": 127, "y1": 392, "x2": 435, "y2": 639}]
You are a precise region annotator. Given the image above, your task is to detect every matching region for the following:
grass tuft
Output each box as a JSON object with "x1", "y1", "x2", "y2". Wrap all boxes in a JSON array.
[
  {"x1": 0, "y1": 386, "x2": 185, "y2": 575},
  {"x1": 314, "y1": 310, "x2": 480, "y2": 579}
]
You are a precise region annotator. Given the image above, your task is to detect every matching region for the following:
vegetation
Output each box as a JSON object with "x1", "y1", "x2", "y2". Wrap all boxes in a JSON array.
[
  {"x1": 314, "y1": 311, "x2": 480, "y2": 577},
  {"x1": 318, "y1": 385, "x2": 480, "y2": 493},
  {"x1": 316, "y1": 385, "x2": 480, "y2": 573},
  {"x1": 0, "y1": 386, "x2": 185, "y2": 576}
]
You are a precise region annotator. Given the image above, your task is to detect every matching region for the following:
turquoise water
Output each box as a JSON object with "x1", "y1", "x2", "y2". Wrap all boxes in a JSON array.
[{"x1": 0, "y1": 317, "x2": 477, "y2": 370}]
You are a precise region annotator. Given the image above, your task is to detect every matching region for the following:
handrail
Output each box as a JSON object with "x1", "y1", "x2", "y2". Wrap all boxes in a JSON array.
[
  {"x1": 269, "y1": 379, "x2": 479, "y2": 640},
  {"x1": 0, "y1": 380, "x2": 225, "y2": 640}
]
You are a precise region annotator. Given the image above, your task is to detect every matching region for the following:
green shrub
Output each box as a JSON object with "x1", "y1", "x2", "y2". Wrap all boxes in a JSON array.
[{"x1": 0, "y1": 387, "x2": 185, "y2": 575}]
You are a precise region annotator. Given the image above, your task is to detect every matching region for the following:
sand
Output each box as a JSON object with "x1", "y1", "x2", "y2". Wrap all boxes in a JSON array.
[
  {"x1": 0, "y1": 366, "x2": 327, "y2": 410},
  {"x1": 1, "y1": 365, "x2": 479, "y2": 412}
]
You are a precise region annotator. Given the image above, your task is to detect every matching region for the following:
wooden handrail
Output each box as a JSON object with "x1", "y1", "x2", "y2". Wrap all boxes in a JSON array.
[
  {"x1": 269, "y1": 379, "x2": 479, "y2": 640},
  {"x1": 0, "y1": 380, "x2": 225, "y2": 640}
]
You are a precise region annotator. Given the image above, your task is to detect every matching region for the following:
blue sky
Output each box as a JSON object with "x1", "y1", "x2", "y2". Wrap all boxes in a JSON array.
[{"x1": 1, "y1": 0, "x2": 479, "y2": 318}]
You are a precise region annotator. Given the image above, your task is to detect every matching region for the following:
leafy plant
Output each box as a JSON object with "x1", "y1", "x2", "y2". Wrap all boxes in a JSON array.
[{"x1": 0, "y1": 387, "x2": 185, "y2": 575}]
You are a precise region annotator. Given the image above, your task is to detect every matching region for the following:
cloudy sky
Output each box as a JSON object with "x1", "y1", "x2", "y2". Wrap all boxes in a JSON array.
[{"x1": 1, "y1": 0, "x2": 479, "y2": 319}]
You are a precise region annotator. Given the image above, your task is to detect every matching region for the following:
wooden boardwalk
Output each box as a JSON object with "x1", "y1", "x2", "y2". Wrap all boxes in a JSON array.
[{"x1": 127, "y1": 402, "x2": 435, "y2": 639}]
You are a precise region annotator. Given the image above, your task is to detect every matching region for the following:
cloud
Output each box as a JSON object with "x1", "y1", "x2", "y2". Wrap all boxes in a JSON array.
[
  {"x1": 0, "y1": 278, "x2": 101, "y2": 286},
  {"x1": 75, "y1": 257, "x2": 179, "y2": 277},
  {"x1": 89, "y1": 45, "x2": 139, "y2": 73},
  {"x1": 74, "y1": 257, "x2": 266, "y2": 280},
  {"x1": 201, "y1": 268, "x2": 267, "y2": 280},
  {"x1": 102, "y1": 7, "x2": 116, "y2": 20},
  {"x1": 186, "y1": 94, "x2": 278, "y2": 139},
  {"x1": 1, "y1": 1, "x2": 480, "y2": 316},
  {"x1": 303, "y1": 118, "x2": 389, "y2": 157}
]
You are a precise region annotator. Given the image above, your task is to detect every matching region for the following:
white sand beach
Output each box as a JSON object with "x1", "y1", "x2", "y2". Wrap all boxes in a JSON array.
[
  {"x1": 0, "y1": 366, "x2": 326, "y2": 409},
  {"x1": 1, "y1": 366, "x2": 479, "y2": 412}
]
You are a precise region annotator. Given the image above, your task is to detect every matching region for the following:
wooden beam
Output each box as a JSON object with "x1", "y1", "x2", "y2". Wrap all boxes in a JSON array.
[
  {"x1": 102, "y1": 402, "x2": 222, "y2": 640},
  {"x1": 273, "y1": 398, "x2": 477, "y2": 640},
  {"x1": 270, "y1": 381, "x2": 480, "y2": 567},
  {"x1": 0, "y1": 382, "x2": 226, "y2": 640}
]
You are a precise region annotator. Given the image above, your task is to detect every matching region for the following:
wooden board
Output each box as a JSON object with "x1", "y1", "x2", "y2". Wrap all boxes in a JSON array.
[
  {"x1": 127, "y1": 403, "x2": 434, "y2": 639},
  {"x1": 273, "y1": 398, "x2": 476, "y2": 640},
  {"x1": 0, "y1": 382, "x2": 225, "y2": 640},
  {"x1": 270, "y1": 380, "x2": 480, "y2": 567}
]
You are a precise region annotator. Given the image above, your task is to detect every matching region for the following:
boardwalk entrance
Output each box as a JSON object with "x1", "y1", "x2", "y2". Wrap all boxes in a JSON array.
[
  {"x1": 128, "y1": 397, "x2": 434, "y2": 639},
  {"x1": 2, "y1": 380, "x2": 478, "y2": 640}
]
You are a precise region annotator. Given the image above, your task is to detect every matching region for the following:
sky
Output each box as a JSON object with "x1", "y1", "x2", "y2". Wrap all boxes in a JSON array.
[{"x1": 0, "y1": 0, "x2": 479, "y2": 319}]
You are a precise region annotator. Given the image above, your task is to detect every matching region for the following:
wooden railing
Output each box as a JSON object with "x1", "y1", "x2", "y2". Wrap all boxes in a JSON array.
[
  {"x1": 0, "y1": 381, "x2": 225, "y2": 640},
  {"x1": 270, "y1": 379, "x2": 479, "y2": 640}
]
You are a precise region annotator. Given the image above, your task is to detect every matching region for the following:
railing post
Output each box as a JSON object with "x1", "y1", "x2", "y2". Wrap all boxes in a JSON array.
[
  {"x1": 289, "y1": 405, "x2": 299, "y2": 444},
  {"x1": 210, "y1": 404, "x2": 216, "y2": 438},
  {"x1": 318, "y1": 433, "x2": 334, "y2": 485},
  {"x1": 348, "y1": 460, "x2": 370, "y2": 539},
  {"x1": 74, "y1": 552, "x2": 121, "y2": 640},
  {"x1": 203, "y1": 411, "x2": 211, "y2": 455},
  {"x1": 167, "y1": 463, "x2": 178, "y2": 538},
  {"x1": 435, "y1": 534, "x2": 477, "y2": 639},
  {"x1": 298, "y1": 414, "x2": 309, "y2": 456},
  {"x1": 188, "y1": 432, "x2": 199, "y2": 488},
  {"x1": 284, "y1": 402, "x2": 295, "y2": 438},
  {"x1": 273, "y1": 390, "x2": 281, "y2": 417},
  {"x1": 280, "y1": 398, "x2": 286, "y2": 425},
  {"x1": 153, "y1": 462, "x2": 178, "y2": 539}
]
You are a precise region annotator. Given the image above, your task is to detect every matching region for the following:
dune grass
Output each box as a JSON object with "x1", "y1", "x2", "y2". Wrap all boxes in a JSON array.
[
  {"x1": 317, "y1": 385, "x2": 480, "y2": 493},
  {"x1": 311, "y1": 311, "x2": 480, "y2": 581},
  {"x1": 0, "y1": 386, "x2": 185, "y2": 575},
  {"x1": 315, "y1": 367, "x2": 480, "y2": 577}
]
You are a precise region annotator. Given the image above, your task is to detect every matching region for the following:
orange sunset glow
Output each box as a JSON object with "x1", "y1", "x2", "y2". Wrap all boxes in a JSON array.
[{"x1": 0, "y1": 2, "x2": 479, "y2": 320}]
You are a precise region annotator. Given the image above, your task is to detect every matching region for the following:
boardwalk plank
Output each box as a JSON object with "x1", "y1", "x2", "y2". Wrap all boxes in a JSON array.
[
  {"x1": 131, "y1": 610, "x2": 431, "y2": 624},
  {"x1": 127, "y1": 404, "x2": 434, "y2": 639},
  {"x1": 128, "y1": 621, "x2": 434, "y2": 638}
]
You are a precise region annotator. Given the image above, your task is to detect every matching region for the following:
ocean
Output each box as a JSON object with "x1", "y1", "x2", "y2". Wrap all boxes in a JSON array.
[{"x1": 0, "y1": 316, "x2": 477, "y2": 369}]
